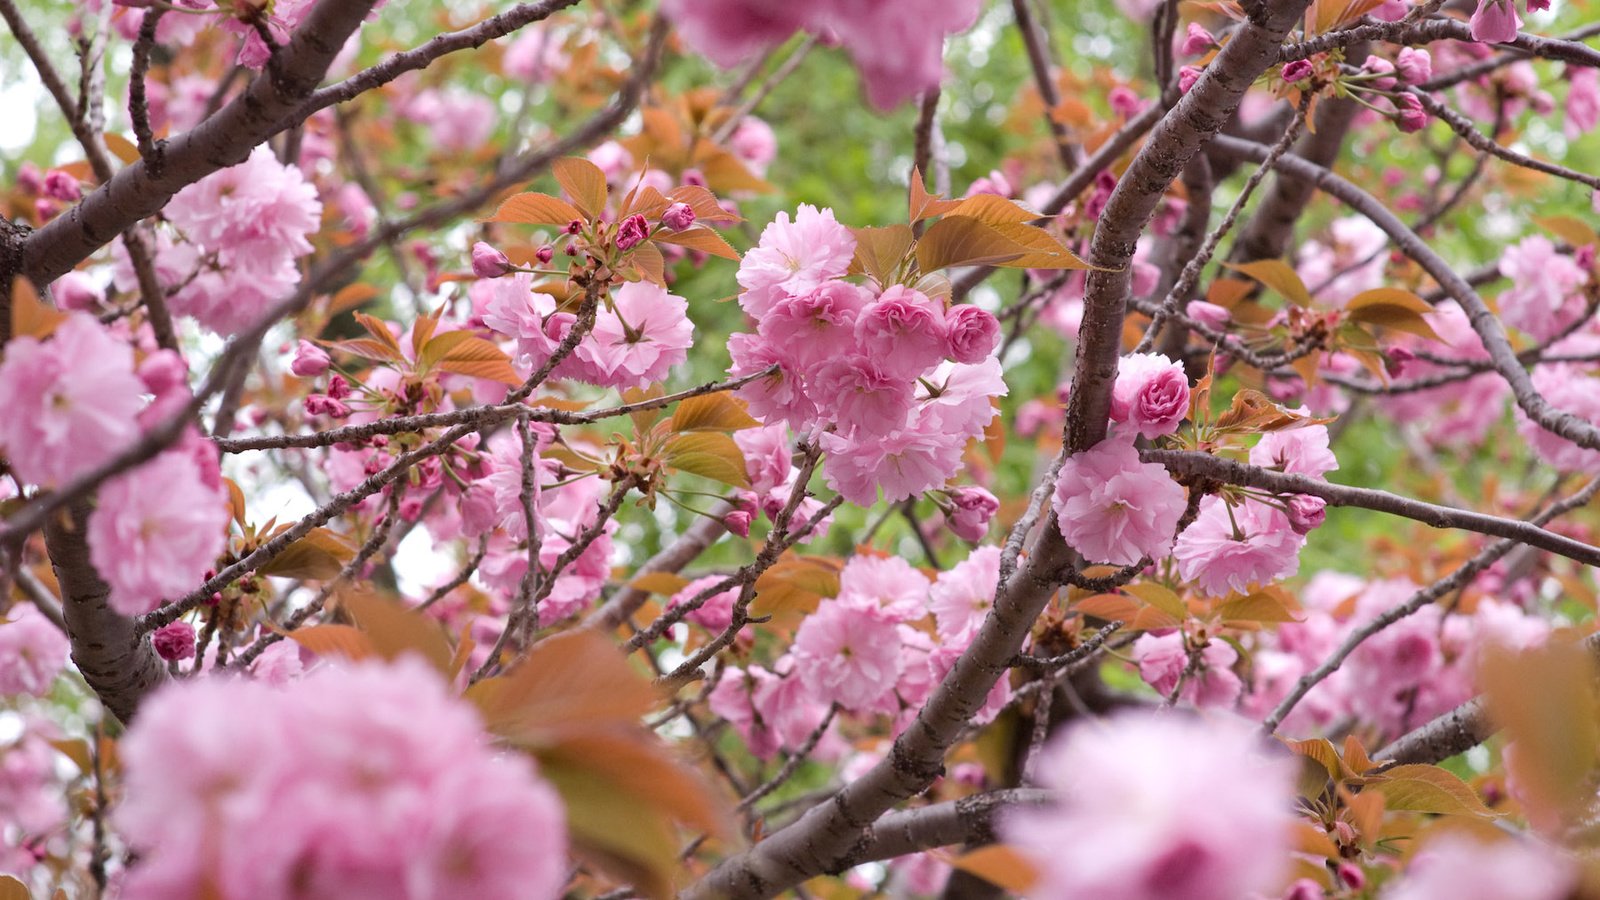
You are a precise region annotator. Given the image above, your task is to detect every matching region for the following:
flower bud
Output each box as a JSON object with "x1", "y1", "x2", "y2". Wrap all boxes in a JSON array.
[
  {"x1": 290, "y1": 339, "x2": 331, "y2": 377},
  {"x1": 326, "y1": 373, "x2": 352, "y2": 400},
  {"x1": 1179, "y1": 66, "x2": 1203, "y2": 93},
  {"x1": 1181, "y1": 22, "x2": 1215, "y2": 56},
  {"x1": 662, "y1": 201, "x2": 696, "y2": 231},
  {"x1": 615, "y1": 213, "x2": 650, "y2": 250},
  {"x1": 1286, "y1": 494, "x2": 1327, "y2": 535},
  {"x1": 52, "y1": 271, "x2": 102, "y2": 311},
  {"x1": 42, "y1": 170, "x2": 81, "y2": 202},
  {"x1": 470, "y1": 241, "x2": 512, "y2": 278},
  {"x1": 1396, "y1": 92, "x2": 1428, "y2": 132},
  {"x1": 1281, "y1": 59, "x2": 1314, "y2": 84},
  {"x1": 1362, "y1": 56, "x2": 1398, "y2": 91},
  {"x1": 152, "y1": 622, "x2": 197, "y2": 661},
  {"x1": 1396, "y1": 47, "x2": 1432, "y2": 85},
  {"x1": 722, "y1": 509, "x2": 753, "y2": 538},
  {"x1": 535, "y1": 244, "x2": 554, "y2": 265}
]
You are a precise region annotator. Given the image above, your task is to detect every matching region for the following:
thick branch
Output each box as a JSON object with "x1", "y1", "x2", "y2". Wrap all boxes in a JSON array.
[{"x1": 22, "y1": 0, "x2": 380, "y2": 284}]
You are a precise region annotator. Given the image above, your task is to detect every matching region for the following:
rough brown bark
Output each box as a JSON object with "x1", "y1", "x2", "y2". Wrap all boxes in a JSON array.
[{"x1": 45, "y1": 503, "x2": 167, "y2": 725}]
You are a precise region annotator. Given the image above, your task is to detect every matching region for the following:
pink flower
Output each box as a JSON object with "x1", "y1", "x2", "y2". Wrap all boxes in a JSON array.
[
  {"x1": 1178, "y1": 65, "x2": 1203, "y2": 93},
  {"x1": 1187, "y1": 300, "x2": 1230, "y2": 330},
  {"x1": 854, "y1": 286, "x2": 949, "y2": 379},
  {"x1": 151, "y1": 621, "x2": 197, "y2": 661},
  {"x1": 502, "y1": 26, "x2": 568, "y2": 82},
  {"x1": 729, "y1": 117, "x2": 778, "y2": 173},
  {"x1": 810, "y1": 356, "x2": 916, "y2": 437},
  {"x1": 946, "y1": 485, "x2": 999, "y2": 542},
  {"x1": 793, "y1": 598, "x2": 904, "y2": 712},
  {"x1": 735, "y1": 424, "x2": 794, "y2": 494},
  {"x1": 1382, "y1": 833, "x2": 1574, "y2": 900},
  {"x1": 838, "y1": 554, "x2": 931, "y2": 623},
  {"x1": 1004, "y1": 711, "x2": 1296, "y2": 900},
  {"x1": 290, "y1": 339, "x2": 331, "y2": 377},
  {"x1": 1363, "y1": 57, "x2": 1399, "y2": 90},
  {"x1": 1567, "y1": 66, "x2": 1600, "y2": 139},
  {"x1": 1515, "y1": 366, "x2": 1600, "y2": 472},
  {"x1": 817, "y1": 0, "x2": 983, "y2": 109},
  {"x1": 928, "y1": 545, "x2": 1000, "y2": 640},
  {"x1": 1469, "y1": 0, "x2": 1522, "y2": 43},
  {"x1": 1396, "y1": 48, "x2": 1432, "y2": 85},
  {"x1": 42, "y1": 169, "x2": 80, "y2": 202},
  {"x1": 729, "y1": 333, "x2": 816, "y2": 428},
  {"x1": 918, "y1": 358, "x2": 1009, "y2": 438},
  {"x1": 116, "y1": 657, "x2": 568, "y2": 900},
  {"x1": 944, "y1": 304, "x2": 1001, "y2": 364},
  {"x1": 737, "y1": 205, "x2": 856, "y2": 318},
  {"x1": 1053, "y1": 437, "x2": 1188, "y2": 566},
  {"x1": 708, "y1": 665, "x2": 783, "y2": 759},
  {"x1": 661, "y1": 0, "x2": 808, "y2": 67},
  {"x1": 1249, "y1": 424, "x2": 1338, "y2": 477},
  {"x1": 756, "y1": 280, "x2": 869, "y2": 374},
  {"x1": 1173, "y1": 497, "x2": 1305, "y2": 597},
  {"x1": 668, "y1": 575, "x2": 740, "y2": 633},
  {"x1": 1285, "y1": 494, "x2": 1327, "y2": 534},
  {"x1": 52, "y1": 271, "x2": 102, "y2": 310},
  {"x1": 1281, "y1": 59, "x2": 1314, "y2": 84},
  {"x1": 0, "y1": 604, "x2": 69, "y2": 697},
  {"x1": 1498, "y1": 236, "x2": 1588, "y2": 340},
  {"x1": 1110, "y1": 352, "x2": 1190, "y2": 439},
  {"x1": 0, "y1": 314, "x2": 144, "y2": 488},
  {"x1": 402, "y1": 88, "x2": 497, "y2": 153},
  {"x1": 820, "y1": 424, "x2": 966, "y2": 506},
  {"x1": 1131, "y1": 632, "x2": 1242, "y2": 708},
  {"x1": 569, "y1": 280, "x2": 694, "y2": 390},
  {"x1": 87, "y1": 450, "x2": 230, "y2": 616}
]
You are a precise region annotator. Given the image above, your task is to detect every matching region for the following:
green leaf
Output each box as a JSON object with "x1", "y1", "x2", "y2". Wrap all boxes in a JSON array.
[
  {"x1": 484, "y1": 191, "x2": 584, "y2": 226},
  {"x1": 664, "y1": 432, "x2": 750, "y2": 488},
  {"x1": 1224, "y1": 260, "x2": 1314, "y2": 308},
  {"x1": 552, "y1": 157, "x2": 608, "y2": 219},
  {"x1": 669, "y1": 392, "x2": 760, "y2": 432},
  {"x1": 915, "y1": 216, "x2": 1028, "y2": 272},
  {"x1": 1370, "y1": 764, "x2": 1495, "y2": 818},
  {"x1": 1122, "y1": 582, "x2": 1187, "y2": 620}
]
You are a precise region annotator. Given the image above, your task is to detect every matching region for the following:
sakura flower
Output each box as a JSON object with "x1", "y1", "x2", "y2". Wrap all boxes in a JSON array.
[
  {"x1": 1109, "y1": 352, "x2": 1191, "y2": 439},
  {"x1": 928, "y1": 546, "x2": 1001, "y2": 640},
  {"x1": 570, "y1": 280, "x2": 694, "y2": 389},
  {"x1": 944, "y1": 304, "x2": 1001, "y2": 364},
  {"x1": 1004, "y1": 711, "x2": 1296, "y2": 900},
  {"x1": 1514, "y1": 366, "x2": 1600, "y2": 472},
  {"x1": 1469, "y1": 0, "x2": 1522, "y2": 43},
  {"x1": 756, "y1": 280, "x2": 869, "y2": 374},
  {"x1": 667, "y1": 575, "x2": 740, "y2": 633},
  {"x1": 735, "y1": 424, "x2": 794, "y2": 494},
  {"x1": 810, "y1": 356, "x2": 916, "y2": 437},
  {"x1": 918, "y1": 358, "x2": 1009, "y2": 438},
  {"x1": 736, "y1": 205, "x2": 856, "y2": 318},
  {"x1": 0, "y1": 604, "x2": 69, "y2": 697},
  {"x1": 87, "y1": 450, "x2": 230, "y2": 616},
  {"x1": 793, "y1": 598, "x2": 904, "y2": 712},
  {"x1": 1249, "y1": 423, "x2": 1338, "y2": 478},
  {"x1": 854, "y1": 286, "x2": 949, "y2": 379},
  {"x1": 838, "y1": 555, "x2": 931, "y2": 623},
  {"x1": 1382, "y1": 833, "x2": 1575, "y2": 900},
  {"x1": 1053, "y1": 437, "x2": 1189, "y2": 566},
  {"x1": 151, "y1": 621, "x2": 197, "y2": 662},
  {"x1": 708, "y1": 665, "x2": 784, "y2": 759},
  {"x1": 0, "y1": 314, "x2": 144, "y2": 488},
  {"x1": 1569, "y1": 67, "x2": 1600, "y2": 139},
  {"x1": 1499, "y1": 237, "x2": 1589, "y2": 341},
  {"x1": 728, "y1": 117, "x2": 778, "y2": 174},
  {"x1": 1131, "y1": 631, "x2": 1243, "y2": 708},
  {"x1": 402, "y1": 88, "x2": 497, "y2": 153},
  {"x1": 946, "y1": 485, "x2": 999, "y2": 542},
  {"x1": 502, "y1": 26, "x2": 568, "y2": 82},
  {"x1": 820, "y1": 423, "x2": 966, "y2": 506},
  {"x1": 290, "y1": 340, "x2": 331, "y2": 377},
  {"x1": 1173, "y1": 497, "x2": 1305, "y2": 597},
  {"x1": 661, "y1": 0, "x2": 809, "y2": 67},
  {"x1": 728, "y1": 332, "x2": 817, "y2": 427},
  {"x1": 117, "y1": 657, "x2": 567, "y2": 900}
]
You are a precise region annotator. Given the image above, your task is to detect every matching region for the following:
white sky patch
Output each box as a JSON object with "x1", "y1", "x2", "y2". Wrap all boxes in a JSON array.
[
  {"x1": 393, "y1": 525, "x2": 457, "y2": 596},
  {"x1": 0, "y1": 80, "x2": 40, "y2": 153}
]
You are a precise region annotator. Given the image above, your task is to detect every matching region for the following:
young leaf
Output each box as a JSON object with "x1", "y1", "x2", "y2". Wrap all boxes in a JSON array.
[
  {"x1": 1369, "y1": 764, "x2": 1495, "y2": 818},
  {"x1": 909, "y1": 166, "x2": 961, "y2": 222},
  {"x1": 989, "y1": 223, "x2": 1093, "y2": 270},
  {"x1": 1215, "y1": 588, "x2": 1303, "y2": 624},
  {"x1": 468, "y1": 630, "x2": 659, "y2": 739},
  {"x1": 553, "y1": 157, "x2": 609, "y2": 219},
  {"x1": 851, "y1": 225, "x2": 915, "y2": 286},
  {"x1": 750, "y1": 556, "x2": 843, "y2": 615},
  {"x1": 1224, "y1": 260, "x2": 1314, "y2": 308},
  {"x1": 664, "y1": 432, "x2": 750, "y2": 488},
  {"x1": 284, "y1": 623, "x2": 376, "y2": 662},
  {"x1": 1535, "y1": 215, "x2": 1599, "y2": 250},
  {"x1": 652, "y1": 226, "x2": 740, "y2": 260},
  {"x1": 258, "y1": 528, "x2": 357, "y2": 580},
  {"x1": 1345, "y1": 288, "x2": 1442, "y2": 342},
  {"x1": 668, "y1": 392, "x2": 761, "y2": 432},
  {"x1": 941, "y1": 846, "x2": 1040, "y2": 893},
  {"x1": 1122, "y1": 582, "x2": 1187, "y2": 620},
  {"x1": 341, "y1": 589, "x2": 454, "y2": 675},
  {"x1": 484, "y1": 192, "x2": 584, "y2": 226},
  {"x1": 353, "y1": 311, "x2": 405, "y2": 359},
  {"x1": 9, "y1": 276, "x2": 66, "y2": 341},
  {"x1": 915, "y1": 217, "x2": 1028, "y2": 272},
  {"x1": 628, "y1": 572, "x2": 692, "y2": 596},
  {"x1": 945, "y1": 194, "x2": 1041, "y2": 226},
  {"x1": 424, "y1": 332, "x2": 522, "y2": 385}
]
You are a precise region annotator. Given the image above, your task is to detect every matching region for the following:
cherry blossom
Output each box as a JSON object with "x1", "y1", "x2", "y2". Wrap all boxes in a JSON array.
[{"x1": 1053, "y1": 436, "x2": 1189, "y2": 566}]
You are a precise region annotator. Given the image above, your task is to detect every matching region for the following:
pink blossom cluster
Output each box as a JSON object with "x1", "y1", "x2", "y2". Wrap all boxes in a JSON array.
[
  {"x1": 727, "y1": 205, "x2": 1006, "y2": 507},
  {"x1": 121, "y1": 147, "x2": 322, "y2": 335},
  {"x1": 116, "y1": 657, "x2": 567, "y2": 900},
  {"x1": 662, "y1": 0, "x2": 982, "y2": 108},
  {"x1": 730, "y1": 423, "x2": 835, "y2": 539},
  {"x1": 0, "y1": 315, "x2": 229, "y2": 615},
  {"x1": 480, "y1": 276, "x2": 695, "y2": 391},
  {"x1": 1496, "y1": 236, "x2": 1590, "y2": 341},
  {"x1": 0, "y1": 604, "x2": 70, "y2": 697},
  {"x1": 1380, "y1": 301, "x2": 1510, "y2": 448},
  {"x1": 714, "y1": 546, "x2": 1008, "y2": 754},
  {"x1": 1004, "y1": 711, "x2": 1296, "y2": 900},
  {"x1": 1242, "y1": 571, "x2": 1550, "y2": 738},
  {"x1": 0, "y1": 724, "x2": 71, "y2": 877}
]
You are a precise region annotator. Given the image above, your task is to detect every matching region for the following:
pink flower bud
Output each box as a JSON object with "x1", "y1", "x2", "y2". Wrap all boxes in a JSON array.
[
  {"x1": 662, "y1": 202, "x2": 696, "y2": 231},
  {"x1": 1384, "y1": 345, "x2": 1417, "y2": 378},
  {"x1": 566, "y1": 219, "x2": 583, "y2": 235},
  {"x1": 1178, "y1": 66, "x2": 1203, "y2": 93},
  {"x1": 1396, "y1": 47, "x2": 1432, "y2": 85},
  {"x1": 1336, "y1": 862, "x2": 1365, "y2": 891},
  {"x1": 944, "y1": 304, "x2": 1001, "y2": 364},
  {"x1": 1108, "y1": 85, "x2": 1145, "y2": 119},
  {"x1": 1396, "y1": 92, "x2": 1428, "y2": 132},
  {"x1": 52, "y1": 271, "x2": 102, "y2": 311},
  {"x1": 535, "y1": 245, "x2": 554, "y2": 265},
  {"x1": 152, "y1": 621, "x2": 197, "y2": 661},
  {"x1": 1181, "y1": 22, "x2": 1215, "y2": 56},
  {"x1": 1576, "y1": 244, "x2": 1596, "y2": 271},
  {"x1": 1282, "y1": 878, "x2": 1322, "y2": 900},
  {"x1": 615, "y1": 213, "x2": 649, "y2": 250},
  {"x1": 947, "y1": 486, "x2": 999, "y2": 542},
  {"x1": 470, "y1": 241, "x2": 512, "y2": 278},
  {"x1": 290, "y1": 340, "x2": 331, "y2": 377},
  {"x1": 1470, "y1": 0, "x2": 1521, "y2": 44},
  {"x1": 326, "y1": 373, "x2": 352, "y2": 400},
  {"x1": 1362, "y1": 56, "x2": 1398, "y2": 91},
  {"x1": 1286, "y1": 494, "x2": 1327, "y2": 534},
  {"x1": 138, "y1": 349, "x2": 189, "y2": 397},
  {"x1": 1281, "y1": 59, "x2": 1315, "y2": 84},
  {"x1": 42, "y1": 170, "x2": 81, "y2": 202},
  {"x1": 1187, "y1": 300, "x2": 1231, "y2": 331},
  {"x1": 722, "y1": 509, "x2": 753, "y2": 538},
  {"x1": 16, "y1": 161, "x2": 44, "y2": 195}
]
